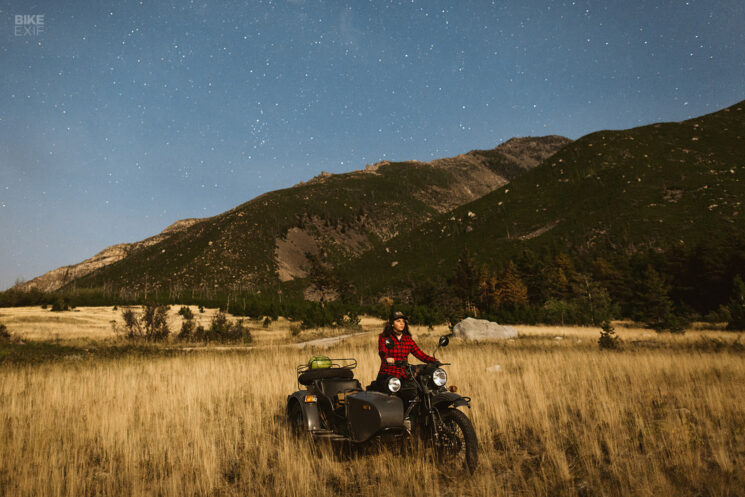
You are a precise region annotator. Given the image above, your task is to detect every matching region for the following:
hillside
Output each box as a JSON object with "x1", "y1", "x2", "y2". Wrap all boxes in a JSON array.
[
  {"x1": 340, "y1": 100, "x2": 745, "y2": 298},
  {"x1": 19, "y1": 136, "x2": 569, "y2": 294}
]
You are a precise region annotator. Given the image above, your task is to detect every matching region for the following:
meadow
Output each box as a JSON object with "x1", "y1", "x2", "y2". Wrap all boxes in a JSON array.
[{"x1": 0, "y1": 307, "x2": 744, "y2": 496}]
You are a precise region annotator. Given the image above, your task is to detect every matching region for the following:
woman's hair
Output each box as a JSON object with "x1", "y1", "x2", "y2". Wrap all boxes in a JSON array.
[{"x1": 381, "y1": 320, "x2": 411, "y2": 337}]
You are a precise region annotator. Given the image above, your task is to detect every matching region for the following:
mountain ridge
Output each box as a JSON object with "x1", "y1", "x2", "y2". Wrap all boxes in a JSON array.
[
  {"x1": 15, "y1": 135, "x2": 570, "y2": 293},
  {"x1": 336, "y1": 98, "x2": 745, "y2": 297}
]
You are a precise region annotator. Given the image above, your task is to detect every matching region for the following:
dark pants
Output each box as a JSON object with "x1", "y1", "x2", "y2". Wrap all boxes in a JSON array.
[{"x1": 375, "y1": 373, "x2": 417, "y2": 414}]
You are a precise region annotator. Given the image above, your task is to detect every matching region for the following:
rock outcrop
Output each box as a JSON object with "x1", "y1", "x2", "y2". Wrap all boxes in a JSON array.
[{"x1": 452, "y1": 317, "x2": 518, "y2": 340}]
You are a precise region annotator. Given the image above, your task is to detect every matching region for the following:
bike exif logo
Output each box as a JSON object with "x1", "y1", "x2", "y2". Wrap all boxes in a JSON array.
[{"x1": 14, "y1": 14, "x2": 45, "y2": 36}]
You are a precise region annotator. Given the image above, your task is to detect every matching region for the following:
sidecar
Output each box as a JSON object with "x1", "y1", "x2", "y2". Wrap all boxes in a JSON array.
[{"x1": 286, "y1": 358, "x2": 405, "y2": 444}]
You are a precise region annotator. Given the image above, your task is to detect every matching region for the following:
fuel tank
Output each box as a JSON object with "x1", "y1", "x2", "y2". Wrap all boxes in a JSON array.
[{"x1": 346, "y1": 391, "x2": 404, "y2": 442}]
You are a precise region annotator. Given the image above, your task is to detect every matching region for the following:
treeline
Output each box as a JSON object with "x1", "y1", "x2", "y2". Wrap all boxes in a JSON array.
[
  {"x1": 413, "y1": 233, "x2": 745, "y2": 331},
  {"x1": 2, "y1": 234, "x2": 745, "y2": 331}
]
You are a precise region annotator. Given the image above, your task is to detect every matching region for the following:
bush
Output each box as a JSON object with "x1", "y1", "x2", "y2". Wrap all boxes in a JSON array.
[
  {"x1": 652, "y1": 313, "x2": 688, "y2": 334},
  {"x1": 197, "y1": 310, "x2": 253, "y2": 343},
  {"x1": 178, "y1": 317, "x2": 196, "y2": 341},
  {"x1": 141, "y1": 304, "x2": 170, "y2": 341},
  {"x1": 598, "y1": 321, "x2": 620, "y2": 350},
  {"x1": 120, "y1": 308, "x2": 141, "y2": 338},
  {"x1": 51, "y1": 298, "x2": 69, "y2": 312},
  {"x1": 290, "y1": 324, "x2": 302, "y2": 337},
  {"x1": 262, "y1": 316, "x2": 271, "y2": 328},
  {"x1": 177, "y1": 306, "x2": 195, "y2": 320},
  {"x1": 119, "y1": 305, "x2": 170, "y2": 341},
  {"x1": 0, "y1": 322, "x2": 11, "y2": 342}
]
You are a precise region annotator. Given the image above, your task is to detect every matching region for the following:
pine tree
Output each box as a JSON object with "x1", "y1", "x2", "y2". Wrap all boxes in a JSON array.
[
  {"x1": 726, "y1": 275, "x2": 745, "y2": 331},
  {"x1": 497, "y1": 261, "x2": 529, "y2": 309},
  {"x1": 305, "y1": 252, "x2": 336, "y2": 306},
  {"x1": 450, "y1": 249, "x2": 479, "y2": 314},
  {"x1": 477, "y1": 266, "x2": 499, "y2": 311},
  {"x1": 598, "y1": 320, "x2": 620, "y2": 350},
  {"x1": 636, "y1": 266, "x2": 674, "y2": 331}
]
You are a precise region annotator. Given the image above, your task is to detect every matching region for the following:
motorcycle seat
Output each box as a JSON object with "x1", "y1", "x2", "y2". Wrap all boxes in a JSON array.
[{"x1": 298, "y1": 367, "x2": 354, "y2": 386}]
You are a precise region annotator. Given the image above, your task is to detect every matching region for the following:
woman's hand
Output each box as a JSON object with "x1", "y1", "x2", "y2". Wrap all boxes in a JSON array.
[{"x1": 386, "y1": 357, "x2": 395, "y2": 364}]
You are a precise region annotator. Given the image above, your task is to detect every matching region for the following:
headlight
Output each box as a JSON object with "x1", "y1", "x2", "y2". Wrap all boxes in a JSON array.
[
  {"x1": 387, "y1": 377, "x2": 401, "y2": 393},
  {"x1": 432, "y1": 368, "x2": 447, "y2": 387}
]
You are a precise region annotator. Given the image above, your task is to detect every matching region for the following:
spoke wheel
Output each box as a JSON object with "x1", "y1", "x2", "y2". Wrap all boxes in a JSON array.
[{"x1": 435, "y1": 408, "x2": 479, "y2": 475}]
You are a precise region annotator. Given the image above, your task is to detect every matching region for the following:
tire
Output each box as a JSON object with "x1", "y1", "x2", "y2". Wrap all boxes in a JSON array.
[
  {"x1": 288, "y1": 401, "x2": 305, "y2": 436},
  {"x1": 436, "y1": 408, "x2": 479, "y2": 475}
]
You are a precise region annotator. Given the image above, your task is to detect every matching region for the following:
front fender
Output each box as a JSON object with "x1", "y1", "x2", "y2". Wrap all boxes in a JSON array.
[
  {"x1": 287, "y1": 391, "x2": 323, "y2": 432},
  {"x1": 432, "y1": 391, "x2": 471, "y2": 409}
]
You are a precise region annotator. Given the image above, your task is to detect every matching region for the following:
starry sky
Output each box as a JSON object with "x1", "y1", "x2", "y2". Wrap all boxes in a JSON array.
[{"x1": 1, "y1": 0, "x2": 744, "y2": 290}]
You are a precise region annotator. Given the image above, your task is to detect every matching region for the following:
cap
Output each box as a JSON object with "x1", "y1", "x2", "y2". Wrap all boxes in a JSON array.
[{"x1": 389, "y1": 311, "x2": 407, "y2": 322}]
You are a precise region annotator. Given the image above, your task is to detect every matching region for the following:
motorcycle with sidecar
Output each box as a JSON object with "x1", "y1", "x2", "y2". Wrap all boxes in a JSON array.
[{"x1": 286, "y1": 335, "x2": 478, "y2": 474}]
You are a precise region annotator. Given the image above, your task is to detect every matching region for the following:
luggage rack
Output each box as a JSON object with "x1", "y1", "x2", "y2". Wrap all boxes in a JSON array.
[
  {"x1": 296, "y1": 358, "x2": 358, "y2": 387},
  {"x1": 296, "y1": 358, "x2": 357, "y2": 376}
]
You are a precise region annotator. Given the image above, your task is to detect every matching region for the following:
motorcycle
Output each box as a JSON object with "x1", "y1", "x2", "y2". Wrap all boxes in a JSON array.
[{"x1": 286, "y1": 335, "x2": 478, "y2": 474}]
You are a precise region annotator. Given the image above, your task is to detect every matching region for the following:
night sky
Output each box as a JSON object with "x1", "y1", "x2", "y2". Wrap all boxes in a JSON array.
[{"x1": 1, "y1": 0, "x2": 744, "y2": 289}]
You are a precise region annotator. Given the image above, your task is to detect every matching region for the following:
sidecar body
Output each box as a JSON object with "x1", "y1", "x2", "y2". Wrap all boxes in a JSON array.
[{"x1": 287, "y1": 358, "x2": 404, "y2": 443}]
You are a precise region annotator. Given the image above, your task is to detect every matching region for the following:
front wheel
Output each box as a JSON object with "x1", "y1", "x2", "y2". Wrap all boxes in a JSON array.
[{"x1": 435, "y1": 408, "x2": 479, "y2": 475}]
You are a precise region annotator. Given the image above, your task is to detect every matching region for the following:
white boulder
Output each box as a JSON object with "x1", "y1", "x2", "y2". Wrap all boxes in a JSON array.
[{"x1": 452, "y1": 317, "x2": 518, "y2": 340}]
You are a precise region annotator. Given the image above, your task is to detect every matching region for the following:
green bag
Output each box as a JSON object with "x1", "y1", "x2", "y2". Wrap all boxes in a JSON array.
[{"x1": 308, "y1": 355, "x2": 332, "y2": 369}]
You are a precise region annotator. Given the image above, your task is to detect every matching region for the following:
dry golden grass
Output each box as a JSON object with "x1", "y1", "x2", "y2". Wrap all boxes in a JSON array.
[
  {"x1": 1, "y1": 312, "x2": 744, "y2": 496},
  {"x1": 0, "y1": 306, "x2": 381, "y2": 346}
]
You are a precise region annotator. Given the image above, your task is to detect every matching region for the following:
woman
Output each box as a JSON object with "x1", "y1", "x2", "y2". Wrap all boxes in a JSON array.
[{"x1": 375, "y1": 311, "x2": 439, "y2": 410}]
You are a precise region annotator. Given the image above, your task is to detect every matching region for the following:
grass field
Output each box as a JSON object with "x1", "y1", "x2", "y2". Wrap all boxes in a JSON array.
[{"x1": 1, "y1": 308, "x2": 744, "y2": 496}]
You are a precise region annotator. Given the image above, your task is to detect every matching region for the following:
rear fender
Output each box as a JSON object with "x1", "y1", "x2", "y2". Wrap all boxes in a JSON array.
[
  {"x1": 287, "y1": 391, "x2": 323, "y2": 432},
  {"x1": 432, "y1": 391, "x2": 471, "y2": 409}
]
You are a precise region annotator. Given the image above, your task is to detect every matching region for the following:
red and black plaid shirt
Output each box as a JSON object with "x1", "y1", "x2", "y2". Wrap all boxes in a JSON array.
[{"x1": 378, "y1": 332, "x2": 437, "y2": 378}]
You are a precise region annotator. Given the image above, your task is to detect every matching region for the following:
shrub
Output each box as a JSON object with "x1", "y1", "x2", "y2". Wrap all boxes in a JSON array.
[
  {"x1": 119, "y1": 305, "x2": 170, "y2": 341},
  {"x1": 177, "y1": 306, "x2": 195, "y2": 320},
  {"x1": 598, "y1": 321, "x2": 620, "y2": 350},
  {"x1": 204, "y1": 310, "x2": 253, "y2": 343},
  {"x1": 652, "y1": 313, "x2": 688, "y2": 334},
  {"x1": 41, "y1": 304, "x2": 47, "y2": 310},
  {"x1": 51, "y1": 298, "x2": 69, "y2": 312},
  {"x1": 290, "y1": 324, "x2": 302, "y2": 337},
  {"x1": 141, "y1": 304, "x2": 170, "y2": 341},
  {"x1": 262, "y1": 316, "x2": 271, "y2": 328},
  {"x1": 0, "y1": 322, "x2": 11, "y2": 342},
  {"x1": 199, "y1": 305, "x2": 205, "y2": 314},
  {"x1": 120, "y1": 308, "x2": 142, "y2": 338},
  {"x1": 179, "y1": 317, "x2": 196, "y2": 341}
]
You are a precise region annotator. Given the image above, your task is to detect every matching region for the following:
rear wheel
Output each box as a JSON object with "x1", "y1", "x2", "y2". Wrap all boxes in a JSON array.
[
  {"x1": 288, "y1": 401, "x2": 305, "y2": 436},
  {"x1": 435, "y1": 408, "x2": 479, "y2": 475}
]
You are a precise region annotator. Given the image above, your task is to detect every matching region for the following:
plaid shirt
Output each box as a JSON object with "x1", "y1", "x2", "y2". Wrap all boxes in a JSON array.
[{"x1": 378, "y1": 332, "x2": 437, "y2": 378}]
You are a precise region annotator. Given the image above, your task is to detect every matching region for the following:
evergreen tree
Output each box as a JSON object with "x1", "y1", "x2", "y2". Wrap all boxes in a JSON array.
[
  {"x1": 477, "y1": 266, "x2": 498, "y2": 311},
  {"x1": 598, "y1": 320, "x2": 620, "y2": 350},
  {"x1": 305, "y1": 252, "x2": 336, "y2": 306},
  {"x1": 726, "y1": 275, "x2": 745, "y2": 331},
  {"x1": 542, "y1": 253, "x2": 578, "y2": 301},
  {"x1": 450, "y1": 249, "x2": 479, "y2": 314},
  {"x1": 497, "y1": 261, "x2": 529, "y2": 309},
  {"x1": 635, "y1": 266, "x2": 674, "y2": 331}
]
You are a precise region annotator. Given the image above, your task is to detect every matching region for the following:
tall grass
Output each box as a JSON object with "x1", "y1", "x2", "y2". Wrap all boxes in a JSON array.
[{"x1": 1, "y1": 329, "x2": 744, "y2": 496}]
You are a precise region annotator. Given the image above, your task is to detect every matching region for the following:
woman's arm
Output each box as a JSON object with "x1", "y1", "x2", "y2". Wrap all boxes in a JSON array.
[
  {"x1": 379, "y1": 334, "x2": 396, "y2": 364},
  {"x1": 407, "y1": 336, "x2": 437, "y2": 363},
  {"x1": 378, "y1": 334, "x2": 389, "y2": 360}
]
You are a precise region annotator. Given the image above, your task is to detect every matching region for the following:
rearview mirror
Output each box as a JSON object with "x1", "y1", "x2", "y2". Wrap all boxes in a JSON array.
[
  {"x1": 438, "y1": 335, "x2": 450, "y2": 348},
  {"x1": 385, "y1": 338, "x2": 395, "y2": 350}
]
